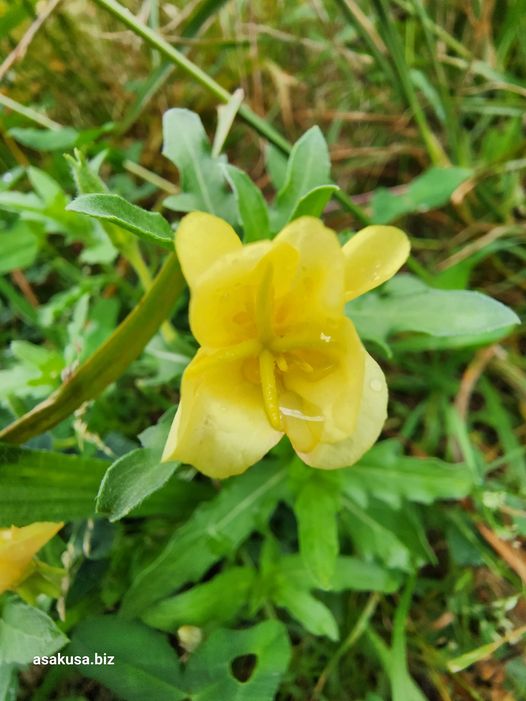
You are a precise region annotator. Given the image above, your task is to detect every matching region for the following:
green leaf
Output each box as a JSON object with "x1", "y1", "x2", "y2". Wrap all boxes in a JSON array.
[
  {"x1": 162, "y1": 192, "x2": 202, "y2": 213},
  {"x1": 65, "y1": 149, "x2": 108, "y2": 195},
  {"x1": 97, "y1": 410, "x2": 180, "y2": 522},
  {"x1": 224, "y1": 165, "x2": 270, "y2": 241},
  {"x1": 0, "y1": 222, "x2": 39, "y2": 274},
  {"x1": 8, "y1": 127, "x2": 79, "y2": 152},
  {"x1": 0, "y1": 191, "x2": 45, "y2": 216},
  {"x1": 69, "y1": 616, "x2": 290, "y2": 701},
  {"x1": 347, "y1": 274, "x2": 520, "y2": 350},
  {"x1": 290, "y1": 184, "x2": 339, "y2": 220},
  {"x1": 96, "y1": 449, "x2": 179, "y2": 522},
  {"x1": 121, "y1": 461, "x2": 287, "y2": 618},
  {"x1": 270, "y1": 126, "x2": 333, "y2": 230},
  {"x1": 162, "y1": 108, "x2": 237, "y2": 223},
  {"x1": 69, "y1": 616, "x2": 188, "y2": 701},
  {"x1": 331, "y1": 557, "x2": 400, "y2": 593},
  {"x1": 0, "y1": 443, "x2": 106, "y2": 526},
  {"x1": 273, "y1": 582, "x2": 339, "y2": 640},
  {"x1": 371, "y1": 167, "x2": 473, "y2": 224},
  {"x1": 342, "y1": 440, "x2": 474, "y2": 508},
  {"x1": 67, "y1": 194, "x2": 174, "y2": 249},
  {"x1": 295, "y1": 474, "x2": 340, "y2": 590},
  {"x1": 342, "y1": 497, "x2": 430, "y2": 572},
  {"x1": 265, "y1": 144, "x2": 288, "y2": 190},
  {"x1": 142, "y1": 567, "x2": 256, "y2": 631},
  {"x1": 27, "y1": 167, "x2": 65, "y2": 205},
  {"x1": 0, "y1": 443, "x2": 210, "y2": 526},
  {"x1": 0, "y1": 597, "x2": 68, "y2": 665},
  {"x1": 184, "y1": 620, "x2": 291, "y2": 700},
  {"x1": 0, "y1": 663, "x2": 17, "y2": 701},
  {"x1": 280, "y1": 554, "x2": 400, "y2": 594}
]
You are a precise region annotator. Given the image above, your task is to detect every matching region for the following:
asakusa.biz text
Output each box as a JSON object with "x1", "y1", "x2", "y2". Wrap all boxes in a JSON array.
[{"x1": 33, "y1": 653, "x2": 115, "y2": 666}]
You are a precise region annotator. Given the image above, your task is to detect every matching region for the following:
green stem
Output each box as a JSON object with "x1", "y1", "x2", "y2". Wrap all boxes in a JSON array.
[
  {"x1": 313, "y1": 592, "x2": 380, "y2": 697},
  {"x1": 92, "y1": 0, "x2": 370, "y2": 225},
  {"x1": 0, "y1": 254, "x2": 184, "y2": 444}
]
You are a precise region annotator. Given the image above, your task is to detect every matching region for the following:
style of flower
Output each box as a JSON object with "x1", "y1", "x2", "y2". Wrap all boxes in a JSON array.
[
  {"x1": 162, "y1": 213, "x2": 410, "y2": 478},
  {"x1": 0, "y1": 522, "x2": 63, "y2": 594}
]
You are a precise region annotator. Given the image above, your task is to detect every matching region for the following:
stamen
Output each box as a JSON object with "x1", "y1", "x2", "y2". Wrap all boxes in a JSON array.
[
  {"x1": 276, "y1": 354, "x2": 288, "y2": 372},
  {"x1": 259, "y1": 349, "x2": 282, "y2": 430}
]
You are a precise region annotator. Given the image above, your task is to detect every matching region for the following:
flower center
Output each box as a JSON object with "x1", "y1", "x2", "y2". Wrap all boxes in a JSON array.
[{"x1": 192, "y1": 254, "x2": 340, "y2": 435}]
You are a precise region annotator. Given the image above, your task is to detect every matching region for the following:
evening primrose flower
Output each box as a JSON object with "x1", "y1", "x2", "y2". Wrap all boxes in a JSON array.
[
  {"x1": 0, "y1": 522, "x2": 63, "y2": 594},
  {"x1": 162, "y1": 213, "x2": 409, "y2": 478}
]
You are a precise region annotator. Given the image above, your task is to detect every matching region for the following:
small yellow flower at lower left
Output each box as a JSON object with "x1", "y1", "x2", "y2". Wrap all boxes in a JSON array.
[{"x1": 0, "y1": 522, "x2": 63, "y2": 595}]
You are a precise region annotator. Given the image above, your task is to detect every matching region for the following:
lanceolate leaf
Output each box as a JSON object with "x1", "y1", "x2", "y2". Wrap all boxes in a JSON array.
[
  {"x1": 270, "y1": 126, "x2": 333, "y2": 231},
  {"x1": 347, "y1": 274, "x2": 519, "y2": 351},
  {"x1": 67, "y1": 194, "x2": 174, "y2": 249},
  {"x1": 290, "y1": 184, "x2": 339, "y2": 220},
  {"x1": 342, "y1": 440, "x2": 474, "y2": 508},
  {"x1": 295, "y1": 474, "x2": 340, "y2": 590},
  {"x1": 224, "y1": 164, "x2": 270, "y2": 241},
  {"x1": 96, "y1": 449, "x2": 179, "y2": 522},
  {"x1": 142, "y1": 567, "x2": 256, "y2": 631},
  {"x1": 96, "y1": 411, "x2": 181, "y2": 522},
  {"x1": 162, "y1": 108, "x2": 237, "y2": 224}
]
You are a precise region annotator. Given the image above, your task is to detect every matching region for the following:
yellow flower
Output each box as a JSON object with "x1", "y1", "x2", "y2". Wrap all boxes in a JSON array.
[
  {"x1": 0, "y1": 522, "x2": 63, "y2": 594},
  {"x1": 162, "y1": 213, "x2": 409, "y2": 478}
]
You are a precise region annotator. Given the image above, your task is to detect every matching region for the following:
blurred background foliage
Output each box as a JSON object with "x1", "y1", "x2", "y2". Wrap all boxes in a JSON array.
[{"x1": 0, "y1": 1, "x2": 525, "y2": 700}]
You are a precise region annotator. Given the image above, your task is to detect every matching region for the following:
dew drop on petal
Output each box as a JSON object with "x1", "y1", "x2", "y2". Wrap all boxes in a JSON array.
[{"x1": 369, "y1": 378, "x2": 383, "y2": 392}]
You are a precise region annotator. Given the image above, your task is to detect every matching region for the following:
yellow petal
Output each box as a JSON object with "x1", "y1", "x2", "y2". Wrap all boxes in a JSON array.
[
  {"x1": 281, "y1": 319, "x2": 365, "y2": 452},
  {"x1": 274, "y1": 216, "x2": 345, "y2": 322},
  {"x1": 297, "y1": 352, "x2": 387, "y2": 469},
  {"x1": 175, "y1": 211, "x2": 242, "y2": 289},
  {"x1": 162, "y1": 351, "x2": 282, "y2": 478},
  {"x1": 0, "y1": 522, "x2": 63, "y2": 594},
  {"x1": 342, "y1": 225, "x2": 410, "y2": 301}
]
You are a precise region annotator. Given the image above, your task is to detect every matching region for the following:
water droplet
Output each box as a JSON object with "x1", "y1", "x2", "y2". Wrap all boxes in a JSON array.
[{"x1": 370, "y1": 378, "x2": 383, "y2": 392}]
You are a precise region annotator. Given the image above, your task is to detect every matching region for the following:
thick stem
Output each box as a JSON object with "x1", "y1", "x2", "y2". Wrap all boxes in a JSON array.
[{"x1": 0, "y1": 254, "x2": 184, "y2": 444}]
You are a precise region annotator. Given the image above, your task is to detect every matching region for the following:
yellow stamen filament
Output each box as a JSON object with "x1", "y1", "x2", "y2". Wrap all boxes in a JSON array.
[{"x1": 259, "y1": 349, "x2": 282, "y2": 431}]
